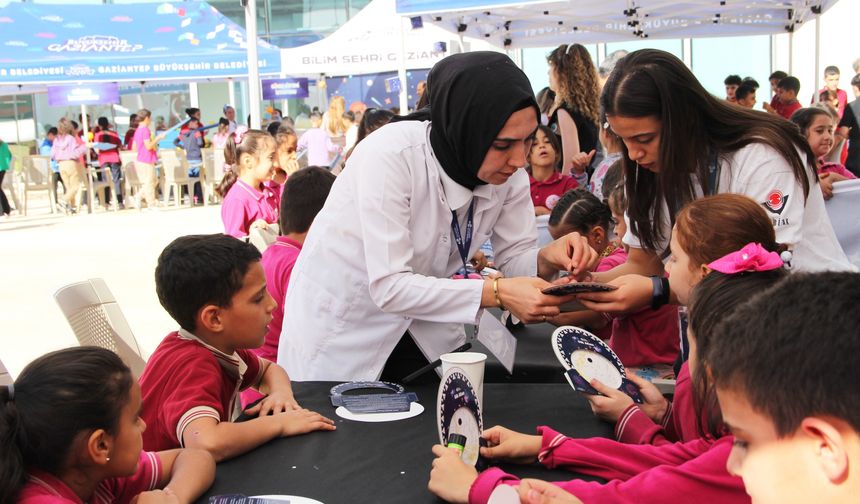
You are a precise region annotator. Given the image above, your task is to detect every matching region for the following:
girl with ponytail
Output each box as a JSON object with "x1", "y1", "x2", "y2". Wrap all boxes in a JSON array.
[{"x1": 217, "y1": 127, "x2": 279, "y2": 238}]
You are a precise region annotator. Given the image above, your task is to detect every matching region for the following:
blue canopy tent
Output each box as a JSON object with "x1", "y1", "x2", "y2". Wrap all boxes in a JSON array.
[{"x1": 0, "y1": 1, "x2": 280, "y2": 85}]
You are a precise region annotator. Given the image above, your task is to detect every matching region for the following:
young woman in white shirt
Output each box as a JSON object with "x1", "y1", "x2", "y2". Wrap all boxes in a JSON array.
[
  {"x1": 576, "y1": 49, "x2": 853, "y2": 316},
  {"x1": 277, "y1": 52, "x2": 599, "y2": 382}
]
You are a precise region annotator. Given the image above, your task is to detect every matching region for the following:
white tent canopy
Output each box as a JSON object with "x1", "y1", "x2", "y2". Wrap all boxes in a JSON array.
[
  {"x1": 397, "y1": 0, "x2": 840, "y2": 49},
  {"x1": 279, "y1": 0, "x2": 496, "y2": 76}
]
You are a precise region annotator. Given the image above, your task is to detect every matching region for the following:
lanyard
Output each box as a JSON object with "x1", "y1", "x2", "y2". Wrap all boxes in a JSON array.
[{"x1": 450, "y1": 199, "x2": 475, "y2": 277}]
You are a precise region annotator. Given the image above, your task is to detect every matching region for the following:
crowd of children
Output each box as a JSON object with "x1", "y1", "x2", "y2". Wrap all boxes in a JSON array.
[{"x1": 3, "y1": 48, "x2": 860, "y2": 504}]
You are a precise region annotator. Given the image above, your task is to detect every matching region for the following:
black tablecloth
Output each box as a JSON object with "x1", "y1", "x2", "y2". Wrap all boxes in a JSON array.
[{"x1": 198, "y1": 381, "x2": 611, "y2": 503}]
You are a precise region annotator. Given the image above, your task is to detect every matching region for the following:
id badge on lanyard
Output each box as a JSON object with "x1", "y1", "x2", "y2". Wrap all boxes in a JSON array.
[{"x1": 450, "y1": 199, "x2": 475, "y2": 277}]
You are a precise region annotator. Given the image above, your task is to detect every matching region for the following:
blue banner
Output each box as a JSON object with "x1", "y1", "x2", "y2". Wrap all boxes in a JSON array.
[
  {"x1": 47, "y1": 83, "x2": 119, "y2": 106},
  {"x1": 0, "y1": 2, "x2": 281, "y2": 84},
  {"x1": 262, "y1": 78, "x2": 309, "y2": 100}
]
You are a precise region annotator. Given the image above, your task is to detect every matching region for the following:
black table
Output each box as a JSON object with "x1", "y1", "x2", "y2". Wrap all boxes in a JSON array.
[{"x1": 199, "y1": 381, "x2": 611, "y2": 503}]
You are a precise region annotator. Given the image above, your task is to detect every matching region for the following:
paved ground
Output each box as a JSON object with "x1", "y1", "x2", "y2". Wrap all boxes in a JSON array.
[{"x1": 0, "y1": 193, "x2": 224, "y2": 377}]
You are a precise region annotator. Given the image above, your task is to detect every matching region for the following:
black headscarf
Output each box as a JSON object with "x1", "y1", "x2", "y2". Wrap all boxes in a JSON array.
[{"x1": 397, "y1": 52, "x2": 538, "y2": 190}]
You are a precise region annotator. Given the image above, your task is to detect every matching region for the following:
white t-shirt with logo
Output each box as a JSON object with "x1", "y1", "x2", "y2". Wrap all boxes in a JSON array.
[{"x1": 623, "y1": 142, "x2": 854, "y2": 272}]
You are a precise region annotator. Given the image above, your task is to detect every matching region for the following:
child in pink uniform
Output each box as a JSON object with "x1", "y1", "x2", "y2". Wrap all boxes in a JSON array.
[
  {"x1": 217, "y1": 127, "x2": 280, "y2": 238},
  {"x1": 428, "y1": 239, "x2": 789, "y2": 504},
  {"x1": 1, "y1": 347, "x2": 214, "y2": 504},
  {"x1": 241, "y1": 166, "x2": 336, "y2": 407}
]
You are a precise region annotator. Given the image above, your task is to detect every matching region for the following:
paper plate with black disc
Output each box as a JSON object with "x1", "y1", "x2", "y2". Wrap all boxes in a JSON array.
[
  {"x1": 437, "y1": 367, "x2": 483, "y2": 466},
  {"x1": 551, "y1": 326, "x2": 642, "y2": 403},
  {"x1": 330, "y1": 381, "x2": 422, "y2": 422}
]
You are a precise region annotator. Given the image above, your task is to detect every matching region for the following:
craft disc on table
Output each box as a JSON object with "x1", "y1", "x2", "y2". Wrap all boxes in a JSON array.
[
  {"x1": 552, "y1": 326, "x2": 642, "y2": 403},
  {"x1": 437, "y1": 367, "x2": 483, "y2": 466}
]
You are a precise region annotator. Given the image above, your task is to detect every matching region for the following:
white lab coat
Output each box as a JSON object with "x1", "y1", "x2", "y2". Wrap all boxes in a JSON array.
[{"x1": 277, "y1": 121, "x2": 540, "y2": 381}]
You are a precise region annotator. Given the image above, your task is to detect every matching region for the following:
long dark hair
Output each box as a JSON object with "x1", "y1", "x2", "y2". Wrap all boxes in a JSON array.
[
  {"x1": 601, "y1": 49, "x2": 815, "y2": 254},
  {"x1": 688, "y1": 268, "x2": 788, "y2": 439},
  {"x1": 0, "y1": 347, "x2": 132, "y2": 503}
]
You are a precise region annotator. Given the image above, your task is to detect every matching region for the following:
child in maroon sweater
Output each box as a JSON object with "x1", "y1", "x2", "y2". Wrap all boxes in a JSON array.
[
  {"x1": 428, "y1": 195, "x2": 792, "y2": 504},
  {"x1": 588, "y1": 194, "x2": 793, "y2": 445},
  {"x1": 429, "y1": 243, "x2": 788, "y2": 504}
]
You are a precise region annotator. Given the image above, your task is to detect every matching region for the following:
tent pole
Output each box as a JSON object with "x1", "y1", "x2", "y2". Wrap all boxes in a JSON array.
[
  {"x1": 397, "y1": 15, "x2": 409, "y2": 113},
  {"x1": 228, "y1": 78, "x2": 236, "y2": 111},
  {"x1": 814, "y1": 14, "x2": 821, "y2": 95},
  {"x1": 682, "y1": 39, "x2": 692, "y2": 69},
  {"x1": 13, "y1": 93, "x2": 20, "y2": 144},
  {"x1": 788, "y1": 31, "x2": 794, "y2": 75},
  {"x1": 189, "y1": 82, "x2": 199, "y2": 109},
  {"x1": 245, "y1": 0, "x2": 262, "y2": 129},
  {"x1": 81, "y1": 104, "x2": 94, "y2": 214}
]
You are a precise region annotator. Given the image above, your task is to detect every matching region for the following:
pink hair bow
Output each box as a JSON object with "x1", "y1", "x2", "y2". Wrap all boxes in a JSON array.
[
  {"x1": 233, "y1": 125, "x2": 249, "y2": 144},
  {"x1": 707, "y1": 243, "x2": 785, "y2": 274}
]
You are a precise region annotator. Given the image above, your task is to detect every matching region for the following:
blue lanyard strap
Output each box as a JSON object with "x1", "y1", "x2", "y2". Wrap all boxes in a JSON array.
[{"x1": 451, "y1": 199, "x2": 475, "y2": 277}]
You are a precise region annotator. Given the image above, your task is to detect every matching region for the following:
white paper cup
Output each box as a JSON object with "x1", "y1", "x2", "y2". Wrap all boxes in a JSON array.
[{"x1": 440, "y1": 352, "x2": 487, "y2": 405}]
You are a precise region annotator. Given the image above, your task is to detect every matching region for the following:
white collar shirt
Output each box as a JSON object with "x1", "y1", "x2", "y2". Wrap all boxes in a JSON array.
[{"x1": 278, "y1": 120, "x2": 539, "y2": 381}]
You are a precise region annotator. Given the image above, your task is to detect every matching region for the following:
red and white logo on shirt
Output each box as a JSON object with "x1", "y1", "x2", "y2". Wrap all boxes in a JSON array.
[{"x1": 762, "y1": 190, "x2": 789, "y2": 215}]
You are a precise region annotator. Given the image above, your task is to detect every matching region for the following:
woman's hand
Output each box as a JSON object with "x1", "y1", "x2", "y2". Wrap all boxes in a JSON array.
[
  {"x1": 480, "y1": 425, "x2": 542, "y2": 464},
  {"x1": 494, "y1": 277, "x2": 575, "y2": 324},
  {"x1": 576, "y1": 274, "x2": 653, "y2": 315},
  {"x1": 534, "y1": 205, "x2": 551, "y2": 216},
  {"x1": 250, "y1": 219, "x2": 270, "y2": 231},
  {"x1": 519, "y1": 479, "x2": 584, "y2": 504},
  {"x1": 538, "y1": 232, "x2": 599, "y2": 281},
  {"x1": 428, "y1": 445, "x2": 478, "y2": 504}
]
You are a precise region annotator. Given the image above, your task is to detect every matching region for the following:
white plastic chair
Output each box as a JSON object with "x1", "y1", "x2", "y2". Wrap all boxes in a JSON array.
[
  {"x1": 0, "y1": 357, "x2": 12, "y2": 386},
  {"x1": 120, "y1": 150, "x2": 144, "y2": 209},
  {"x1": 202, "y1": 148, "x2": 227, "y2": 204},
  {"x1": 82, "y1": 163, "x2": 111, "y2": 212},
  {"x1": 1, "y1": 162, "x2": 21, "y2": 213},
  {"x1": 53, "y1": 278, "x2": 146, "y2": 378},
  {"x1": 200, "y1": 147, "x2": 222, "y2": 205},
  {"x1": 159, "y1": 149, "x2": 200, "y2": 207},
  {"x1": 23, "y1": 155, "x2": 56, "y2": 215}
]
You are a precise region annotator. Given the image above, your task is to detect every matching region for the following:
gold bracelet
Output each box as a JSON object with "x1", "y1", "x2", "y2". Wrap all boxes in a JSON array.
[{"x1": 493, "y1": 277, "x2": 506, "y2": 311}]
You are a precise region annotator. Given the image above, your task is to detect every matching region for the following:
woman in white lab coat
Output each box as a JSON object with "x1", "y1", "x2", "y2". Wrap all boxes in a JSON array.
[{"x1": 277, "y1": 52, "x2": 598, "y2": 382}]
